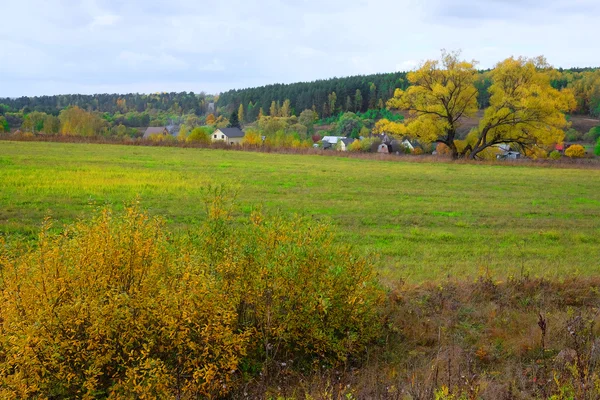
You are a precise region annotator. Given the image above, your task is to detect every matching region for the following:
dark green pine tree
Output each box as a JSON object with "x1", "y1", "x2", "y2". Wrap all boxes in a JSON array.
[{"x1": 229, "y1": 109, "x2": 240, "y2": 128}]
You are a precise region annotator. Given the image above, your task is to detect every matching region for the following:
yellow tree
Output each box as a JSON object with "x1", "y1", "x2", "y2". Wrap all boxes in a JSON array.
[
  {"x1": 280, "y1": 99, "x2": 291, "y2": 117},
  {"x1": 238, "y1": 103, "x2": 245, "y2": 124},
  {"x1": 269, "y1": 101, "x2": 278, "y2": 117},
  {"x1": 464, "y1": 57, "x2": 575, "y2": 159},
  {"x1": 386, "y1": 50, "x2": 479, "y2": 159},
  {"x1": 206, "y1": 113, "x2": 216, "y2": 125}
]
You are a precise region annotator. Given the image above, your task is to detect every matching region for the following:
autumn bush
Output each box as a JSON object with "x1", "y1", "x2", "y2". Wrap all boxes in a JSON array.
[
  {"x1": 549, "y1": 150, "x2": 562, "y2": 160},
  {"x1": 0, "y1": 192, "x2": 383, "y2": 398},
  {"x1": 186, "y1": 126, "x2": 211, "y2": 143},
  {"x1": 565, "y1": 144, "x2": 586, "y2": 158}
]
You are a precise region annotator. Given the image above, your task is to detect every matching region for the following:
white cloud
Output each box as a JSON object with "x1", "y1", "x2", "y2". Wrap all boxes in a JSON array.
[{"x1": 0, "y1": 0, "x2": 598, "y2": 96}]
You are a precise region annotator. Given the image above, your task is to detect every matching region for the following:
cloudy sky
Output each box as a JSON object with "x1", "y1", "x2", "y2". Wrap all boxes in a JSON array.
[{"x1": 1, "y1": 0, "x2": 598, "y2": 97}]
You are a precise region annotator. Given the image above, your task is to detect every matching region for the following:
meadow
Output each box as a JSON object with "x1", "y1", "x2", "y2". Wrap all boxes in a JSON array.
[{"x1": 1, "y1": 140, "x2": 599, "y2": 282}]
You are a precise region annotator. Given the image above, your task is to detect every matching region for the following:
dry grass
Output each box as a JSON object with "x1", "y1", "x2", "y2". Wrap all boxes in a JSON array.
[{"x1": 240, "y1": 276, "x2": 600, "y2": 399}]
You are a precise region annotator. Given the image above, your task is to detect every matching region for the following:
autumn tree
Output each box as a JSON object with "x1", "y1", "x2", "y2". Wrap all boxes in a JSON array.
[
  {"x1": 382, "y1": 51, "x2": 574, "y2": 159},
  {"x1": 59, "y1": 106, "x2": 107, "y2": 136},
  {"x1": 369, "y1": 83, "x2": 378, "y2": 109},
  {"x1": 178, "y1": 124, "x2": 189, "y2": 141},
  {"x1": 463, "y1": 57, "x2": 575, "y2": 159},
  {"x1": 328, "y1": 92, "x2": 337, "y2": 115},
  {"x1": 241, "y1": 128, "x2": 262, "y2": 145},
  {"x1": 385, "y1": 50, "x2": 479, "y2": 159},
  {"x1": 269, "y1": 101, "x2": 278, "y2": 117},
  {"x1": 298, "y1": 109, "x2": 318, "y2": 134},
  {"x1": 206, "y1": 113, "x2": 216, "y2": 125},
  {"x1": 280, "y1": 99, "x2": 291, "y2": 117},
  {"x1": 43, "y1": 114, "x2": 60, "y2": 134},
  {"x1": 238, "y1": 103, "x2": 245, "y2": 125},
  {"x1": 186, "y1": 126, "x2": 211, "y2": 144},
  {"x1": 185, "y1": 114, "x2": 201, "y2": 128},
  {"x1": 0, "y1": 116, "x2": 7, "y2": 133}
]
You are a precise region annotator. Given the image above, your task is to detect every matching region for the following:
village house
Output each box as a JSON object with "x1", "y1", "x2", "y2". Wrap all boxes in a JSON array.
[
  {"x1": 321, "y1": 136, "x2": 345, "y2": 150},
  {"x1": 377, "y1": 143, "x2": 390, "y2": 153},
  {"x1": 339, "y1": 137, "x2": 355, "y2": 151},
  {"x1": 143, "y1": 127, "x2": 170, "y2": 139},
  {"x1": 211, "y1": 127, "x2": 245, "y2": 145},
  {"x1": 142, "y1": 125, "x2": 180, "y2": 139}
]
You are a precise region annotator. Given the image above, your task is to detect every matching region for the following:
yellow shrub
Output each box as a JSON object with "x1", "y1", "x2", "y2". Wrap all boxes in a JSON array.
[
  {"x1": 0, "y1": 205, "x2": 249, "y2": 399},
  {"x1": 0, "y1": 193, "x2": 384, "y2": 396},
  {"x1": 412, "y1": 147, "x2": 423, "y2": 155},
  {"x1": 201, "y1": 192, "x2": 384, "y2": 367},
  {"x1": 349, "y1": 139, "x2": 363, "y2": 152},
  {"x1": 565, "y1": 144, "x2": 585, "y2": 158},
  {"x1": 242, "y1": 129, "x2": 262, "y2": 146},
  {"x1": 148, "y1": 133, "x2": 175, "y2": 143}
]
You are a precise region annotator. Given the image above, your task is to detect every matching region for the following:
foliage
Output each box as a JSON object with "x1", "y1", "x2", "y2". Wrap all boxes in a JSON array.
[
  {"x1": 0, "y1": 92, "x2": 214, "y2": 117},
  {"x1": 348, "y1": 139, "x2": 363, "y2": 152},
  {"x1": 258, "y1": 116, "x2": 288, "y2": 136},
  {"x1": 0, "y1": 116, "x2": 7, "y2": 132},
  {"x1": 385, "y1": 53, "x2": 575, "y2": 159},
  {"x1": 386, "y1": 50, "x2": 479, "y2": 158},
  {"x1": 596, "y1": 138, "x2": 600, "y2": 156},
  {"x1": 470, "y1": 57, "x2": 575, "y2": 160},
  {"x1": 565, "y1": 144, "x2": 586, "y2": 158},
  {"x1": 360, "y1": 137, "x2": 380, "y2": 152},
  {"x1": 229, "y1": 109, "x2": 240, "y2": 128},
  {"x1": 584, "y1": 126, "x2": 600, "y2": 143},
  {"x1": 177, "y1": 124, "x2": 189, "y2": 141},
  {"x1": 549, "y1": 150, "x2": 562, "y2": 160},
  {"x1": 206, "y1": 113, "x2": 216, "y2": 125},
  {"x1": 238, "y1": 103, "x2": 245, "y2": 125},
  {"x1": 336, "y1": 112, "x2": 363, "y2": 139},
  {"x1": 186, "y1": 126, "x2": 211, "y2": 143},
  {"x1": 217, "y1": 72, "x2": 408, "y2": 119},
  {"x1": 59, "y1": 106, "x2": 108, "y2": 136},
  {"x1": 0, "y1": 204, "x2": 249, "y2": 398},
  {"x1": 298, "y1": 109, "x2": 318, "y2": 134},
  {"x1": 0, "y1": 194, "x2": 383, "y2": 397},
  {"x1": 202, "y1": 191, "x2": 384, "y2": 367},
  {"x1": 215, "y1": 116, "x2": 230, "y2": 129},
  {"x1": 148, "y1": 133, "x2": 176, "y2": 143},
  {"x1": 241, "y1": 129, "x2": 263, "y2": 146},
  {"x1": 564, "y1": 128, "x2": 582, "y2": 142}
]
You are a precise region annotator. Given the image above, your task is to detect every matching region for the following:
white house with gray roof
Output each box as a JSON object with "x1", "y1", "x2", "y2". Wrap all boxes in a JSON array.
[{"x1": 211, "y1": 128, "x2": 245, "y2": 145}]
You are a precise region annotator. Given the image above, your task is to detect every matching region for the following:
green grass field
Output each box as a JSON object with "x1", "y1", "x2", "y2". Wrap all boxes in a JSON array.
[{"x1": 1, "y1": 141, "x2": 599, "y2": 282}]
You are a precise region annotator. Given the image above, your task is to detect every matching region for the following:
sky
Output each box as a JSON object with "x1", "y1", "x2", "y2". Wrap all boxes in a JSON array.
[{"x1": 1, "y1": 0, "x2": 598, "y2": 97}]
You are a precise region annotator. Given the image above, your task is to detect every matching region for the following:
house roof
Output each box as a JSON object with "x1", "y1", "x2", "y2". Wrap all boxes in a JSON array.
[
  {"x1": 322, "y1": 136, "x2": 344, "y2": 144},
  {"x1": 216, "y1": 127, "x2": 245, "y2": 138},
  {"x1": 340, "y1": 138, "x2": 354, "y2": 146},
  {"x1": 143, "y1": 127, "x2": 167, "y2": 138}
]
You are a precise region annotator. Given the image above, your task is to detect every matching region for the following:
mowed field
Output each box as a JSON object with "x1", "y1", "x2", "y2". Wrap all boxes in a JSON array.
[{"x1": 1, "y1": 141, "x2": 599, "y2": 282}]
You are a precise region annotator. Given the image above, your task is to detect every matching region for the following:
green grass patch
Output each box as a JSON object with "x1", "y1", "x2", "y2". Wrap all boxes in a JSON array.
[{"x1": 1, "y1": 141, "x2": 600, "y2": 282}]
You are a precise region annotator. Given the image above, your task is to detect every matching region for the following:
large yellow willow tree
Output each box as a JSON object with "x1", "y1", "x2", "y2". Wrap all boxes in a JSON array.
[
  {"x1": 378, "y1": 50, "x2": 479, "y2": 159},
  {"x1": 378, "y1": 52, "x2": 575, "y2": 159},
  {"x1": 463, "y1": 57, "x2": 575, "y2": 159}
]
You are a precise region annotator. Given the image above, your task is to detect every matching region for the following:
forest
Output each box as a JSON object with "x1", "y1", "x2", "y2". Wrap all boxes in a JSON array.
[{"x1": 1, "y1": 67, "x2": 599, "y2": 130}]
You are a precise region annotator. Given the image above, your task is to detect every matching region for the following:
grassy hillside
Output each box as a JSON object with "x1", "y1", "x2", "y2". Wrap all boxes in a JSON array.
[{"x1": 1, "y1": 141, "x2": 599, "y2": 282}]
